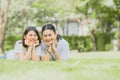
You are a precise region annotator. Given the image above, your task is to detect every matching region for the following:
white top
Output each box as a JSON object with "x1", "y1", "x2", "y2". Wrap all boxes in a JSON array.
[
  {"x1": 14, "y1": 40, "x2": 41, "y2": 56},
  {"x1": 41, "y1": 39, "x2": 70, "y2": 60}
]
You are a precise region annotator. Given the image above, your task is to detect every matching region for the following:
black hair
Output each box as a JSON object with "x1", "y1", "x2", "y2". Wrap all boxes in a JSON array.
[
  {"x1": 41, "y1": 23, "x2": 62, "y2": 40},
  {"x1": 22, "y1": 26, "x2": 41, "y2": 48},
  {"x1": 41, "y1": 23, "x2": 56, "y2": 34}
]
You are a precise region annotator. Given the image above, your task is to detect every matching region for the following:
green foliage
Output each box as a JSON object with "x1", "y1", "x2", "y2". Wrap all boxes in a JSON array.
[
  {"x1": 75, "y1": 0, "x2": 120, "y2": 34},
  {"x1": 3, "y1": 35, "x2": 21, "y2": 52},
  {"x1": 3, "y1": 0, "x2": 119, "y2": 52},
  {"x1": 3, "y1": 33, "x2": 114, "y2": 53},
  {"x1": 32, "y1": 0, "x2": 74, "y2": 25},
  {"x1": 3, "y1": 35, "x2": 93, "y2": 52},
  {"x1": 63, "y1": 33, "x2": 114, "y2": 52},
  {"x1": 95, "y1": 32, "x2": 113, "y2": 51},
  {"x1": 6, "y1": 0, "x2": 75, "y2": 37},
  {"x1": 63, "y1": 36, "x2": 93, "y2": 52},
  {"x1": 105, "y1": 43, "x2": 113, "y2": 51},
  {"x1": 7, "y1": 0, "x2": 35, "y2": 35}
]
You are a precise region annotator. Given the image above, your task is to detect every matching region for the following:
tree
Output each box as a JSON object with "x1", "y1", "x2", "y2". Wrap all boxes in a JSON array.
[
  {"x1": 75, "y1": 0, "x2": 120, "y2": 51},
  {"x1": 74, "y1": 0, "x2": 97, "y2": 51},
  {"x1": 0, "y1": 0, "x2": 10, "y2": 54}
]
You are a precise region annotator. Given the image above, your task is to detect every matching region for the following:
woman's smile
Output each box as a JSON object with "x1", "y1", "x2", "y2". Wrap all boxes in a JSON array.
[{"x1": 45, "y1": 39, "x2": 52, "y2": 43}]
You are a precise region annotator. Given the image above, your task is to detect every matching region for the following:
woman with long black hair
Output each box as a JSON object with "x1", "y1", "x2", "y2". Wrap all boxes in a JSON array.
[{"x1": 41, "y1": 23, "x2": 70, "y2": 60}]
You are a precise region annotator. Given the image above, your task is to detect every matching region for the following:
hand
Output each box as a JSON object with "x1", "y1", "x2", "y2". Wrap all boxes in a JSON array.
[
  {"x1": 44, "y1": 41, "x2": 52, "y2": 47},
  {"x1": 47, "y1": 39, "x2": 57, "y2": 52},
  {"x1": 25, "y1": 39, "x2": 38, "y2": 47},
  {"x1": 33, "y1": 40, "x2": 39, "y2": 47},
  {"x1": 25, "y1": 40, "x2": 32, "y2": 46},
  {"x1": 51, "y1": 43, "x2": 57, "y2": 52},
  {"x1": 47, "y1": 44, "x2": 52, "y2": 54}
]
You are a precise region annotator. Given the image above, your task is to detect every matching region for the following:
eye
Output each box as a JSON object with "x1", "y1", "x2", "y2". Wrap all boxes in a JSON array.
[
  {"x1": 43, "y1": 35, "x2": 47, "y2": 37},
  {"x1": 29, "y1": 34, "x2": 32, "y2": 36},
  {"x1": 48, "y1": 34, "x2": 52, "y2": 36},
  {"x1": 34, "y1": 34, "x2": 37, "y2": 37}
]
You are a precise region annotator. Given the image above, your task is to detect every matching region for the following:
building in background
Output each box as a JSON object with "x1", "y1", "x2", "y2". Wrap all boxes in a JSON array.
[{"x1": 53, "y1": 14, "x2": 96, "y2": 36}]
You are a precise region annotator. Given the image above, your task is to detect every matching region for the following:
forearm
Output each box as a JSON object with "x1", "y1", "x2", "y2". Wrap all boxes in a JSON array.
[
  {"x1": 53, "y1": 50, "x2": 60, "y2": 60},
  {"x1": 23, "y1": 46, "x2": 32, "y2": 60},
  {"x1": 41, "y1": 51, "x2": 51, "y2": 61},
  {"x1": 31, "y1": 46, "x2": 40, "y2": 61}
]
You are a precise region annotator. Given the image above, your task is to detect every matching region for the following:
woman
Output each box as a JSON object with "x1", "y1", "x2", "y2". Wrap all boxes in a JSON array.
[
  {"x1": 14, "y1": 26, "x2": 41, "y2": 61},
  {"x1": 41, "y1": 23, "x2": 70, "y2": 60}
]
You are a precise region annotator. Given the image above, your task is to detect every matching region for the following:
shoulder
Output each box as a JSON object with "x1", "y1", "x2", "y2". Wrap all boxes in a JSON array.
[
  {"x1": 14, "y1": 40, "x2": 25, "y2": 52},
  {"x1": 59, "y1": 38, "x2": 69, "y2": 44},
  {"x1": 15, "y1": 40, "x2": 23, "y2": 46},
  {"x1": 58, "y1": 38, "x2": 69, "y2": 45},
  {"x1": 16, "y1": 40, "x2": 22, "y2": 44}
]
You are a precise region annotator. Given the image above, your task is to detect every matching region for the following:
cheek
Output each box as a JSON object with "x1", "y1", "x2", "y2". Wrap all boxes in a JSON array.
[
  {"x1": 24, "y1": 36, "x2": 29, "y2": 40},
  {"x1": 35, "y1": 37, "x2": 38, "y2": 40},
  {"x1": 52, "y1": 35, "x2": 57, "y2": 40},
  {"x1": 42, "y1": 36, "x2": 46, "y2": 41}
]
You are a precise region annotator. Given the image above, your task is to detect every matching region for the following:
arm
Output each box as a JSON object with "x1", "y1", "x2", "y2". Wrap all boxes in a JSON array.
[
  {"x1": 52, "y1": 50, "x2": 60, "y2": 60},
  {"x1": 41, "y1": 42, "x2": 61, "y2": 61},
  {"x1": 41, "y1": 45, "x2": 51, "y2": 61},
  {"x1": 52, "y1": 40, "x2": 70, "y2": 60},
  {"x1": 17, "y1": 46, "x2": 32, "y2": 60},
  {"x1": 52, "y1": 43, "x2": 60, "y2": 60},
  {"x1": 41, "y1": 51, "x2": 51, "y2": 60},
  {"x1": 40, "y1": 41, "x2": 60, "y2": 61},
  {"x1": 31, "y1": 46, "x2": 41, "y2": 61}
]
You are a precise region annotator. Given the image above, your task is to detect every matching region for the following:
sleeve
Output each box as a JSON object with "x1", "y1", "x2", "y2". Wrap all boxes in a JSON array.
[
  {"x1": 40, "y1": 42, "x2": 48, "y2": 57},
  {"x1": 35, "y1": 45, "x2": 42, "y2": 56},
  {"x1": 40, "y1": 47, "x2": 46, "y2": 57},
  {"x1": 14, "y1": 41, "x2": 25, "y2": 54},
  {"x1": 59, "y1": 40, "x2": 70, "y2": 60}
]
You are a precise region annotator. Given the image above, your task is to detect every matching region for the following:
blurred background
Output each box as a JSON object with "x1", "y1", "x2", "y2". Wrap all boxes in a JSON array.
[{"x1": 0, "y1": 0, "x2": 120, "y2": 53}]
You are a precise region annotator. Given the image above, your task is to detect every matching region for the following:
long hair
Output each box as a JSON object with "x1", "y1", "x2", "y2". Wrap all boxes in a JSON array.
[{"x1": 22, "y1": 26, "x2": 41, "y2": 48}]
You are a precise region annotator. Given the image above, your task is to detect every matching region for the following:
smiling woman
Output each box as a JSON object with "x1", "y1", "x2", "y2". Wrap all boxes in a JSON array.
[
  {"x1": 0, "y1": 26, "x2": 42, "y2": 61},
  {"x1": 14, "y1": 26, "x2": 41, "y2": 61},
  {"x1": 41, "y1": 23, "x2": 70, "y2": 61}
]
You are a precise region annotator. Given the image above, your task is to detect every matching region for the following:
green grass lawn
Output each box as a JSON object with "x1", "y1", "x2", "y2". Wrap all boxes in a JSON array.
[{"x1": 0, "y1": 52, "x2": 120, "y2": 80}]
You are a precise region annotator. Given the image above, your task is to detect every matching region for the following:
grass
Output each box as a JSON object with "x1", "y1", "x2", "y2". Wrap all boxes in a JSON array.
[{"x1": 0, "y1": 51, "x2": 120, "y2": 80}]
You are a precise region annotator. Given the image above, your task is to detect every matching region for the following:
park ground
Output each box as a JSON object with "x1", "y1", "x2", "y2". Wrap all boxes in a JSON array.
[{"x1": 0, "y1": 51, "x2": 120, "y2": 80}]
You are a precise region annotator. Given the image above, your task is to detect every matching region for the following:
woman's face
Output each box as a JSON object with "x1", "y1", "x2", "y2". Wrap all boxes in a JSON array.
[
  {"x1": 24, "y1": 30, "x2": 38, "y2": 42},
  {"x1": 42, "y1": 29, "x2": 57, "y2": 46}
]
